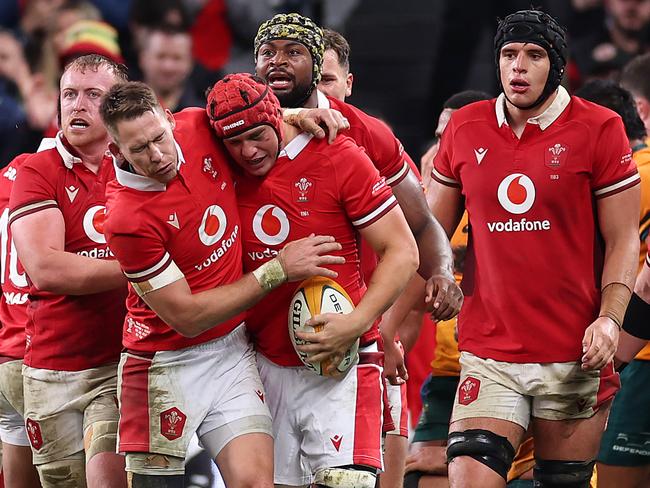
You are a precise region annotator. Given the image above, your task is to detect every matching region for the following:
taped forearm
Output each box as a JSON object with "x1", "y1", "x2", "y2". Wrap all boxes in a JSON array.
[{"x1": 599, "y1": 282, "x2": 633, "y2": 329}]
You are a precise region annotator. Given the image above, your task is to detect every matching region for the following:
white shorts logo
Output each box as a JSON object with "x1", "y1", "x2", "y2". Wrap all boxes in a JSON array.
[
  {"x1": 82, "y1": 205, "x2": 107, "y2": 244},
  {"x1": 199, "y1": 205, "x2": 227, "y2": 246},
  {"x1": 252, "y1": 205, "x2": 290, "y2": 246},
  {"x1": 497, "y1": 173, "x2": 535, "y2": 215}
]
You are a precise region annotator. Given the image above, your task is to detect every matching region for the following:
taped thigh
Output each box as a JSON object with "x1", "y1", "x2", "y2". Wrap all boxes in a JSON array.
[
  {"x1": 313, "y1": 465, "x2": 377, "y2": 488},
  {"x1": 84, "y1": 419, "x2": 118, "y2": 461},
  {"x1": 126, "y1": 452, "x2": 185, "y2": 476},
  {"x1": 36, "y1": 451, "x2": 86, "y2": 488}
]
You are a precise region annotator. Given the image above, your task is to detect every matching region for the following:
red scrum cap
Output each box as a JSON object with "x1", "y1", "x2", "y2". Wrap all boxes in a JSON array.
[{"x1": 206, "y1": 73, "x2": 283, "y2": 144}]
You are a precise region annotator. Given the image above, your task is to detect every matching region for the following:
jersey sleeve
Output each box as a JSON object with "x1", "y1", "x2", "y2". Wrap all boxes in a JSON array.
[
  {"x1": 105, "y1": 211, "x2": 184, "y2": 298},
  {"x1": 333, "y1": 141, "x2": 398, "y2": 229},
  {"x1": 343, "y1": 102, "x2": 413, "y2": 186},
  {"x1": 431, "y1": 116, "x2": 461, "y2": 188},
  {"x1": 591, "y1": 116, "x2": 640, "y2": 199},
  {"x1": 8, "y1": 158, "x2": 58, "y2": 225}
]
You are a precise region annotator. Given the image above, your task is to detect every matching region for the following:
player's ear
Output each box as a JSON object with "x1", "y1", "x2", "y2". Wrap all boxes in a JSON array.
[
  {"x1": 346, "y1": 73, "x2": 353, "y2": 98},
  {"x1": 165, "y1": 109, "x2": 176, "y2": 130},
  {"x1": 108, "y1": 142, "x2": 123, "y2": 161}
]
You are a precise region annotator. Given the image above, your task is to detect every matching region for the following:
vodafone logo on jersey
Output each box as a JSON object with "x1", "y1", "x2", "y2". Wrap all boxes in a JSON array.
[
  {"x1": 497, "y1": 173, "x2": 535, "y2": 215},
  {"x1": 488, "y1": 174, "x2": 551, "y2": 233},
  {"x1": 253, "y1": 205, "x2": 290, "y2": 246},
  {"x1": 199, "y1": 205, "x2": 227, "y2": 246},
  {"x1": 83, "y1": 205, "x2": 107, "y2": 244}
]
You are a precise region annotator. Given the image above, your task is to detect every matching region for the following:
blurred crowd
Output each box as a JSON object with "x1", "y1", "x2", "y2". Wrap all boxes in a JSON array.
[{"x1": 2, "y1": 0, "x2": 650, "y2": 169}]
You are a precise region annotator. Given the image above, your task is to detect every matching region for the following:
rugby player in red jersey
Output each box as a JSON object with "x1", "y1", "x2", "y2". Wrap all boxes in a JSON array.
[
  {"x1": 253, "y1": 13, "x2": 462, "y2": 323},
  {"x1": 316, "y1": 28, "x2": 410, "y2": 488},
  {"x1": 429, "y1": 10, "x2": 640, "y2": 488},
  {"x1": 207, "y1": 72, "x2": 418, "y2": 488},
  {"x1": 9, "y1": 54, "x2": 129, "y2": 488},
  {"x1": 99, "y1": 81, "x2": 346, "y2": 488},
  {"x1": 0, "y1": 154, "x2": 41, "y2": 488}
]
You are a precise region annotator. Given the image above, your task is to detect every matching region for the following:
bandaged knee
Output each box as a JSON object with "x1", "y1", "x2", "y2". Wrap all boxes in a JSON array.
[
  {"x1": 447, "y1": 429, "x2": 515, "y2": 480},
  {"x1": 126, "y1": 452, "x2": 185, "y2": 476},
  {"x1": 84, "y1": 419, "x2": 118, "y2": 461},
  {"x1": 403, "y1": 470, "x2": 425, "y2": 488},
  {"x1": 533, "y1": 459, "x2": 595, "y2": 487},
  {"x1": 128, "y1": 472, "x2": 185, "y2": 488},
  {"x1": 313, "y1": 466, "x2": 377, "y2": 488},
  {"x1": 37, "y1": 451, "x2": 86, "y2": 488}
]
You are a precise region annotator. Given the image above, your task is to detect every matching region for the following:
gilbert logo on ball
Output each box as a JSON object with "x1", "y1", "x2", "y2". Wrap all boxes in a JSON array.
[{"x1": 289, "y1": 276, "x2": 359, "y2": 376}]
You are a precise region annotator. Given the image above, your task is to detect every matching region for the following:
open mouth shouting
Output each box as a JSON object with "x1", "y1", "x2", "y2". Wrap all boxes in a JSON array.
[
  {"x1": 267, "y1": 70, "x2": 294, "y2": 90},
  {"x1": 68, "y1": 117, "x2": 91, "y2": 131}
]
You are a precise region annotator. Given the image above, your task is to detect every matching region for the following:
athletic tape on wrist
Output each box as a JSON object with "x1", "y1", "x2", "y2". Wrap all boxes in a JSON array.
[
  {"x1": 282, "y1": 108, "x2": 305, "y2": 126},
  {"x1": 599, "y1": 282, "x2": 633, "y2": 330},
  {"x1": 252, "y1": 258, "x2": 287, "y2": 291}
]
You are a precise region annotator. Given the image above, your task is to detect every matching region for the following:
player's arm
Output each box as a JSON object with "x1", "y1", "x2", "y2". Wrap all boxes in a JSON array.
[
  {"x1": 616, "y1": 252, "x2": 650, "y2": 363},
  {"x1": 391, "y1": 171, "x2": 462, "y2": 320},
  {"x1": 283, "y1": 107, "x2": 350, "y2": 144},
  {"x1": 11, "y1": 208, "x2": 126, "y2": 295},
  {"x1": 582, "y1": 184, "x2": 641, "y2": 370},
  {"x1": 296, "y1": 206, "x2": 419, "y2": 372},
  {"x1": 136, "y1": 235, "x2": 344, "y2": 338},
  {"x1": 379, "y1": 273, "x2": 427, "y2": 384}
]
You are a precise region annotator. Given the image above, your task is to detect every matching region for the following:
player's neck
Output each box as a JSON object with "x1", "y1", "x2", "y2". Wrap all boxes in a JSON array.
[
  {"x1": 73, "y1": 138, "x2": 110, "y2": 174},
  {"x1": 281, "y1": 121, "x2": 301, "y2": 146},
  {"x1": 302, "y1": 90, "x2": 319, "y2": 108},
  {"x1": 505, "y1": 90, "x2": 558, "y2": 138}
]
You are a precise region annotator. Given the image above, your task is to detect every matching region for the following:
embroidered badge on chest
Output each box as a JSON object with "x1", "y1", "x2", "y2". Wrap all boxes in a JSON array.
[
  {"x1": 292, "y1": 177, "x2": 314, "y2": 203},
  {"x1": 202, "y1": 155, "x2": 219, "y2": 179},
  {"x1": 545, "y1": 143, "x2": 569, "y2": 168}
]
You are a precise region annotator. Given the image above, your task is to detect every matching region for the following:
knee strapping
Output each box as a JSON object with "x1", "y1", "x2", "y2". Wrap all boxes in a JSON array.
[
  {"x1": 84, "y1": 420, "x2": 118, "y2": 461},
  {"x1": 37, "y1": 451, "x2": 86, "y2": 488},
  {"x1": 447, "y1": 429, "x2": 515, "y2": 480},
  {"x1": 314, "y1": 466, "x2": 377, "y2": 488},
  {"x1": 403, "y1": 471, "x2": 425, "y2": 488},
  {"x1": 533, "y1": 459, "x2": 595, "y2": 487},
  {"x1": 127, "y1": 473, "x2": 185, "y2": 488},
  {"x1": 126, "y1": 453, "x2": 185, "y2": 476}
]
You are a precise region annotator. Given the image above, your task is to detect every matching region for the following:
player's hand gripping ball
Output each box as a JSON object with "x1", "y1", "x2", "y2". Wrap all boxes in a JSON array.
[{"x1": 289, "y1": 276, "x2": 359, "y2": 376}]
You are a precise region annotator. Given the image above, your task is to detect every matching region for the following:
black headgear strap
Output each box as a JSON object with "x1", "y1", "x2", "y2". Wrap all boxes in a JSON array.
[{"x1": 494, "y1": 10, "x2": 568, "y2": 110}]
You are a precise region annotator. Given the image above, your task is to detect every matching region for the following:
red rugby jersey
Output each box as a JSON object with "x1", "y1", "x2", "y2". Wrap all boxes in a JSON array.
[
  {"x1": 9, "y1": 135, "x2": 126, "y2": 371},
  {"x1": 0, "y1": 155, "x2": 30, "y2": 360},
  {"x1": 432, "y1": 87, "x2": 640, "y2": 363},
  {"x1": 239, "y1": 133, "x2": 397, "y2": 366},
  {"x1": 318, "y1": 91, "x2": 420, "y2": 184},
  {"x1": 104, "y1": 109, "x2": 244, "y2": 353},
  {"x1": 318, "y1": 92, "x2": 422, "y2": 289}
]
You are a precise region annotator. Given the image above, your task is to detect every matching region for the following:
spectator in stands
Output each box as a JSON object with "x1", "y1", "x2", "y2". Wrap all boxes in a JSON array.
[
  {"x1": 138, "y1": 26, "x2": 203, "y2": 111},
  {"x1": 0, "y1": 28, "x2": 55, "y2": 163},
  {"x1": 571, "y1": 0, "x2": 650, "y2": 83},
  {"x1": 127, "y1": 0, "x2": 191, "y2": 79}
]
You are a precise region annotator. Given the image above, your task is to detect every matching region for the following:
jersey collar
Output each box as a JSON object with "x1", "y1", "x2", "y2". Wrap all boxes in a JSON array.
[
  {"x1": 317, "y1": 90, "x2": 330, "y2": 109},
  {"x1": 496, "y1": 86, "x2": 570, "y2": 131},
  {"x1": 279, "y1": 133, "x2": 313, "y2": 159},
  {"x1": 114, "y1": 140, "x2": 186, "y2": 191},
  {"x1": 54, "y1": 132, "x2": 83, "y2": 169}
]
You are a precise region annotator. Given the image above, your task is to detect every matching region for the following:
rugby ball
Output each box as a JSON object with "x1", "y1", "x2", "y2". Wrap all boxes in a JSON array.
[{"x1": 289, "y1": 276, "x2": 359, "y2": 376}]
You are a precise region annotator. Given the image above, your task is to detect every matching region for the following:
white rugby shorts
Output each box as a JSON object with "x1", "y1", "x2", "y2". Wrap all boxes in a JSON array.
[
  {"x1": 257, "y1": 344, "x2": 384, "y2": 486},
  {"x1": 117, "y1": 324, "x2": 272, "y2": 461}
]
